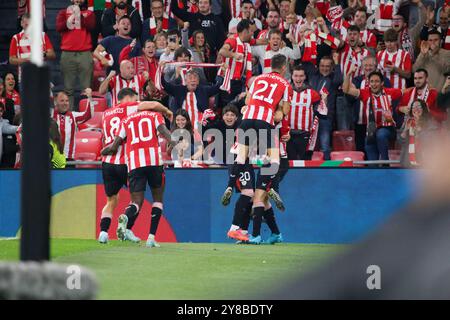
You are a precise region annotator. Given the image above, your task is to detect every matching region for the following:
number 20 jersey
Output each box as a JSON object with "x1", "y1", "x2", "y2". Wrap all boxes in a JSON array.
[
  {"x1": 243, "y1": 72, "x2": 293, "y2": 126},
  {"x1": 118, "y1": 111, "x2": 165, "y2": 171},
  {"x1": 101, "y1": 101, "x2": 139, "y2": 165}
]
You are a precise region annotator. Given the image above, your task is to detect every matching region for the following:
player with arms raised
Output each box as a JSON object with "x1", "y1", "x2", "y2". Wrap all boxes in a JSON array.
[
  {"x1": 98, "y1": 88, "x2": 172, "y2": 244},
  {"x1": 101, "y1": 101, "x2": 175, "y2": 248},
  {"x1": 225, "y1": 54, "x2": 293, "y2": 244}
]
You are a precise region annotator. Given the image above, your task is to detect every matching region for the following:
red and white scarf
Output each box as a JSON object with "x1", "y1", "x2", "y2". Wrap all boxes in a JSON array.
[
  {"x1": 307, "y1": 87, "x2": 328, "y2": 151},
  {"x1": 229, "y1": 0, "x2": 241, "y2": 18},
  {"x1": 377, "y1": 0, "x2": 394, "y2": 33},
  {"x1": 155, "y1": 61, "x2": 221, "y2": 91},
  {"x1": 326, "y1": 5, "x2": 344, "y2": 32},
  {"x1": 149, "y1": 13, "x2": 170, "y2": 36},
  {"x1": 407, "y1": 85, "x2": 430, "y2": 110},
  {"x1": 302, "y1": 32, "x2": 317, "y2": 63},
  {"x1": 407, "y1": 118, "x2": 418, "y2": 166},
  {"x1": 219, "y1": 35, "x2": 252, "y2": 93}
]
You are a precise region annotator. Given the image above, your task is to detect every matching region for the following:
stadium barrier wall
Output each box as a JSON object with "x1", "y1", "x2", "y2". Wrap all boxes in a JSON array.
[{"x1": 0, "y1": 168, "x2": 416, "y2": 244}]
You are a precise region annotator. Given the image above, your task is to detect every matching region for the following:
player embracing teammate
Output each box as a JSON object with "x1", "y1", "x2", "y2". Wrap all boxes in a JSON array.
[
  {"x1": 224, "y1": 54, "x2": 293, "y2": 245},
  {"x1": 99, "y1": 87, "x2": 173, "y2": 247}
]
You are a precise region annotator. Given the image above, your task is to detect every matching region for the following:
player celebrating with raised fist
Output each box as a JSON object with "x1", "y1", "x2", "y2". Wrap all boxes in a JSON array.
[
  {"x1": 101, "y1": 97, "x2": 176, "y2": 248},
  {"x1": 226, "y1": 54, "x2": 293, "y2": 245},
  {"x1": 98, "y1": 87, "x2": 172, "y2": 244}
]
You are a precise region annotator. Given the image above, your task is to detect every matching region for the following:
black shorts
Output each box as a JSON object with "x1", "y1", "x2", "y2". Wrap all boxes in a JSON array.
[
  {"x1": 102, "y1": 162, "x2": 128, "y2": 197},
  {"x1": 237, "y1": 119, "x2": 276, "y2": 150},
  {"x1": 231, "y1": 163, "x2": 255, "y2": 192},
  {"x1": 128, "y1": 165, "x2": 165, "y2": 193}
]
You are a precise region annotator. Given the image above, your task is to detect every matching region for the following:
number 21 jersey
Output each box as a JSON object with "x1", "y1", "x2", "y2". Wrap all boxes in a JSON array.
[
  {"x1": 243, "y1": 72, "x2": 293, "y2": 126},
  {"x1": 118, "y1": 111, "x2": 165, "y2": 171}
]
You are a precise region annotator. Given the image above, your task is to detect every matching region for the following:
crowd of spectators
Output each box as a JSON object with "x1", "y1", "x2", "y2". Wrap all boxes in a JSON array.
[{"x1": 1, "y1": 0, "x2": 450, "y2": 168}]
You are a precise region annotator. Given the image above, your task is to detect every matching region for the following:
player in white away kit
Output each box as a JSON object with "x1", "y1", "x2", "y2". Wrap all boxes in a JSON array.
[
  {"x1": 98, "y1": 88, "x2": 172, "y2": 244},
  {"x1": 224, "y1": 54, "x2": 293, "y2": 244},
  {"x1": 101, "y1": 99, "x2": 176, "y2": 248}
]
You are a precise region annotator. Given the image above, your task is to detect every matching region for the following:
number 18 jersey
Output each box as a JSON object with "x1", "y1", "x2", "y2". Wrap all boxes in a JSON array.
[
  {"x1": 102, "y1": 101, "x2": 139, "y2": 165},
  {"x1": 243, "y1": 72, "x2": 293, "y2": 126},
  {"x1": 118, "y1": 111, "x2": 165, "y2": 171}
]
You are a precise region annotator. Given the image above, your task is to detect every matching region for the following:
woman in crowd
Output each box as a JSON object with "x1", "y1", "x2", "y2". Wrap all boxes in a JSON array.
[{"x1": 168, "y1": 109, "x2": 203, "y2": 164}]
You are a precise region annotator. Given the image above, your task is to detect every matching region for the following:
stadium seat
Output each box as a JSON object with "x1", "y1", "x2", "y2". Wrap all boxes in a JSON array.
[
  {"x1": 388, "y1": 149, "x2": 402, "y2": 167},
  {"x1": 75, "y1": 130, "x2": 103, "y2": 159},
  {"x1": 311, "y1": 151, "x2": 324, "y2": 161},
  {"x1": 79, "y1": 97, "x2": 108, "y2": 113},
  {"x1": 74, "y1": 152, "x2": 100, "y2": 168},
  {"x1": 330, "y1": 151, "x2": 365, "y2": 163},
  {"x1": 332, "y1": 130, "x2": 356, "y2": 151},
  {"x1": 78, "y1": 112, "x2": 103, "y2": 130}
]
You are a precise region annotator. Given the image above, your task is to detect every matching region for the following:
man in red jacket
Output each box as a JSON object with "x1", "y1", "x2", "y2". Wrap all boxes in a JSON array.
[{"x1": 56, "y1": 0, "x2": 96, "y2": 110}]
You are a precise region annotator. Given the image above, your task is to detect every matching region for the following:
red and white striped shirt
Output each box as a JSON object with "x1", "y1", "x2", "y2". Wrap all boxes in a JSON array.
[
  {"x1": 360, "y1": 30, "x2": 377, "y2": 49},
  {"x1": 377, "y1": 49, "x2": 411, "y2": 89},
  {"x1": 357, "y1": 78, "x2": 370, "y2": 125},
  {"x1": 9, "y1": 30, "x2": 53, "y2": 82},
  {"x1": 108, "y1": 74, "x2": 146, "y2": 106},
  {"x1": 340, "y1": 44, "x2": 370, "y2": 79},
  {"x1": 51, "y1": 103, "x2": 94, "y2": 159},
  {"x1": 182, "y1": 92, "x2": 202, "y2": 130},
  {"x1": 359, "y1": 88, "x2": 402, "y2": 127},
  {"x1": 218, "y1": 35, "x2": 252, "y2": 92},
  {"x1": 102, "y1": 101, "x2": 139, "y2": 165},
  {"x1": 229, "y1": 0, "x2": 240, "y2": 18},
  {"x1": 288, "y1": 88, "x2": 321, "y2": 131},
  {"x1": 243, "y1": 72, "x2": 293, "y2": 126},
  {"x1": 119, "y1": 111, "x2": 165, "y2": 171}
]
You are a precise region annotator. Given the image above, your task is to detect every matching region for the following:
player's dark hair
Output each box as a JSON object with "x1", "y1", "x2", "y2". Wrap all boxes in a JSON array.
[
  {"x1": 144, "y1": 39, "x2": 156, "y2": 47},
  {"x1": 222, "y1": 104, "x2": 239, "y2": 117},
  {"x1": 348, "y1": 25, "x2": 361, "y2": 33},
  {"x1": 237, "y1": 19, "x2": 251, "y2": 33},
  {"x1": 368, "y1": 70, "x2": 384, "y2": 82},
  {"x1": 383, "y1": 28, "x2": 398, "y2": 42},
  {"x1": 415, "y1": 68, "x2": 429, "y2": 78},
  {"x1": 271, "y1": 54, "x2": 287, "y2": 70},
  {"x1": 117, "y1": 88, "x2": 138, "y2": 101}
]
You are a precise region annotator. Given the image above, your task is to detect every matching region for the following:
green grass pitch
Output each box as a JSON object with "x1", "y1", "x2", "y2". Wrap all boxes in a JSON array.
[{"x1": 0, "y1": 239, "x2": 346, "y2": 299}]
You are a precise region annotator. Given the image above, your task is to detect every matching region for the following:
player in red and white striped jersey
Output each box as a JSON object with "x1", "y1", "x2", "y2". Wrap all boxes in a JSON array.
[
  {"x1": 98, "y1": 87, "x2": 173, "y2": 244},
  {"x1": 235, "y1": 54, "x2": 292, "y2": 244},
  {"x1": 340, "y1": 25, "x2": 370, "y2": 79},
  {"x1": 101, "y1": 95, "x2": 175, "y2": 248},
  {"x1": 376, "y1": 29, "x2": 412, "y2": 90},
  {"x1": 344, "y1": 66, "x2": 404, "y2": 161},
  {"x1": 9, "y1": 14, "x2": 56, "y2": 84},
  {"x1": 50, "y1": 89, "x2": 94, "y2": 160},
  {"x1": 99, "y1": 60, "x2": 147, "y2": 106}
]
